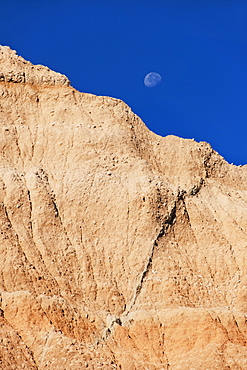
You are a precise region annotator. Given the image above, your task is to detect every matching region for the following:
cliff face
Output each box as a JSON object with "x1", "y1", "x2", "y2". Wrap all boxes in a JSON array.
[{"x1": 0, "y1": 45, "x2": 247, "y2": 369}]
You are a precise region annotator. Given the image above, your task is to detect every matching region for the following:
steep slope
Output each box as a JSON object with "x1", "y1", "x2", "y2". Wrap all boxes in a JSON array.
[{"x1": 0, "y1": 45, "x2": 247, "y2": 369}]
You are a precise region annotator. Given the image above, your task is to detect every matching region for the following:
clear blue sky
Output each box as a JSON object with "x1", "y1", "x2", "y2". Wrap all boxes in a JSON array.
[{"x1": 1, "y1": 0, "x2": 247, "y2": 165}]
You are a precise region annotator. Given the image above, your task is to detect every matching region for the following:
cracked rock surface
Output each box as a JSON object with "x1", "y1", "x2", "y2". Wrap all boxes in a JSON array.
[{"x1": 1, "y1": 46, "x2": 247, "y2": 369}]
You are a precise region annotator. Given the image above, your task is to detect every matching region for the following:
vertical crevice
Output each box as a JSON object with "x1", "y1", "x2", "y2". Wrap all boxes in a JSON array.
[{"x1": 125, "y1": 202, "x2": 177, "y2": 316}]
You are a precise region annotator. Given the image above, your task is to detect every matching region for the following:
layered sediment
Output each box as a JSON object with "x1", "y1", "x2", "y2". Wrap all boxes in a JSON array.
[{"x1": 0, "y1": 45, "x2": 247, "y2": 369}]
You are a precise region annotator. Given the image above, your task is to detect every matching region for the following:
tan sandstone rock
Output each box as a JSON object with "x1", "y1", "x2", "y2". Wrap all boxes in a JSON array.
[{"x1": 0, "y1": 45, "x2": 247, "y2": 369}]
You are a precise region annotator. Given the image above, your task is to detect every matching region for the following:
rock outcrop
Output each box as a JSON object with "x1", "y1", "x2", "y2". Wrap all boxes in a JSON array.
[
  {"x1": 0, "y1": 46, "x2": 69, "y2": 86},
  {"x1": 0, "y1": 46, "x2": 247, "y2": 369}
]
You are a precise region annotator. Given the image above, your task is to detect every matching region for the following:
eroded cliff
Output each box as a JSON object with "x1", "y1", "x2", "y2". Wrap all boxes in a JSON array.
[{"x1": 0, "y1": 45, "x2": 247, "y2": 369}]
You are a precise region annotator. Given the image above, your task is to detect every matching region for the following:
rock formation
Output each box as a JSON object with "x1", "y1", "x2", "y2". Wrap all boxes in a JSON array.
[{"x1": 0, "y1": 45, "x2": 247, "y2": 369}]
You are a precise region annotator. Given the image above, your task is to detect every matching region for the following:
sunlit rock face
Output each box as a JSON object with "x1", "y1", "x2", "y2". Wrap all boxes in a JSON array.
[{"x1": 1, "y1": 46, "x2": 247, "y2": 369}]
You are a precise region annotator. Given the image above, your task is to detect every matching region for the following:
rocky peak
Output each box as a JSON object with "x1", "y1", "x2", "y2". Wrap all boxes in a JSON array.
[{"x1": 0, "y1": 45, "x2": 70, "y2": 85}]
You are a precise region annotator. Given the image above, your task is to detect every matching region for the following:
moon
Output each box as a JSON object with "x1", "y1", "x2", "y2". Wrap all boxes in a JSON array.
[{"x1": 144, "y1": 72, "x2": 162, "y2": 88}]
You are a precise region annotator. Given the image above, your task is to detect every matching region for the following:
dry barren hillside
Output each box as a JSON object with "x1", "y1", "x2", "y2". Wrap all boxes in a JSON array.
[{"x1": 0, "y1": 45, "x2": 247, "y2": 369}]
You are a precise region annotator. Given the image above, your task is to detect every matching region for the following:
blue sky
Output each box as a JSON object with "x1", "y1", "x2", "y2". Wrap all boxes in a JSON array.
[{"x1": 1, "y1": 0, "x2": 247, "y2": 165}]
